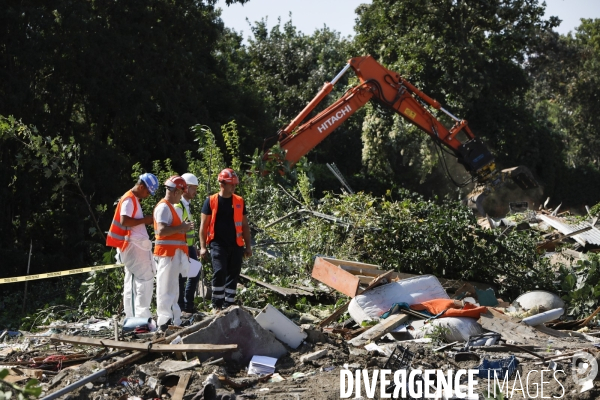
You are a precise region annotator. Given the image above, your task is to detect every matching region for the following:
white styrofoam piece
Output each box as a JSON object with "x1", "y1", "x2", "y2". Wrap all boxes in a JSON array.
[
  {"x1": 348, "y1": 275, "x2": 449, "y2": 323},
  {"x1": 255, "y1": 304, "x2": 307, "y2": 349},
  {"x1": 522, "y1": 308, "x2": 564, "y2": 326}
]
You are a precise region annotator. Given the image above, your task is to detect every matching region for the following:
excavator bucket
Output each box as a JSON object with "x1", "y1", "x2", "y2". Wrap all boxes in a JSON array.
[{"x1": 465, "y1": 165, "x2": 538, "y2": 216}]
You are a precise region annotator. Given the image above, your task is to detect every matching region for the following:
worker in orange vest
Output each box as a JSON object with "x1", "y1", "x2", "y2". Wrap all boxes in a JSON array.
[
  {"x1": 199, "y1": 168, "x2": 252, "y2": 311},
  {"x1": 106, "y1": 173, "x2": 159, "y2": 319},
  {"x1": 153, "y1": 176, "x2": 194, "y2": 331}
]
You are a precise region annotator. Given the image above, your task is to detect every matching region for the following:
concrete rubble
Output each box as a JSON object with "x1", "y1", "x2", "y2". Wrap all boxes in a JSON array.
[{"x1": 183, "y1": 306, "x2": 287, "y2": 364}]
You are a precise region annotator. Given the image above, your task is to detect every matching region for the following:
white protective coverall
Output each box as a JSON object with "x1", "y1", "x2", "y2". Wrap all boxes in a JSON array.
[
  {"x1": 153, "y1": 202, "x2": 189, "y2": 327},
  {"x1": 118, "y1": 196, "x2": 156, "y2": 319},
  {"x1": 117, "y1": 239, "x2": 155, "y2": 318}
]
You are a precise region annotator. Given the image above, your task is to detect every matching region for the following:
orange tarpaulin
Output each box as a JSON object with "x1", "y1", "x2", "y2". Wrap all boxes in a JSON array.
[{"x1": 410, "y1": 298, "x2": 488, "y2": 319}]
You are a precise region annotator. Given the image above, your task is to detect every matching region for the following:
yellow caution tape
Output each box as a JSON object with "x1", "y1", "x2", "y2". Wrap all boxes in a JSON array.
[{"x1": 0, "y1": 264, "x2": 124, "y2": 284}]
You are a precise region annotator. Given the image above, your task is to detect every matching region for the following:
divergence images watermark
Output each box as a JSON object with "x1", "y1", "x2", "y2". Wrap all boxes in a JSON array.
[{"x1": 339, "y1": 353, "x2": 598, "y2": 399}]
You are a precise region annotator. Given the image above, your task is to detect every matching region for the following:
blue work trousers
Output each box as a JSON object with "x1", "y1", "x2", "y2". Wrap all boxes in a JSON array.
[
  {"x1": 210, "y1": 242, "x2": 244, "y2": 309},
  {"x1": 178, "y1": 246, "x2": 199, "y2": 313}
]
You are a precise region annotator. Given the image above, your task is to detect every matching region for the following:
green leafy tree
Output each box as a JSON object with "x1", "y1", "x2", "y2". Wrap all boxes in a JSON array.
[
  {"x1": 353, "y1": 0, "x2": 562, "y2": 199},
  {"x1": 0, "y1": 0, "x2": 255, "y2": 275},
  {"x1": 526, "y1": 19, "x2": 600, "y2": 207}
]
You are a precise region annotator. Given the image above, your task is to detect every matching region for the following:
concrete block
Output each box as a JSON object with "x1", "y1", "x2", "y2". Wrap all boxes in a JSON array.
[
  {"x1": 182, "y1": 306, "x2": 287, "y2": 365},
  {"x1": 255, "y1": 304, "x2": 307, "y2": 349},
  {"x1": 300, "y1": 349, "x2": 327, "y2": 363}
]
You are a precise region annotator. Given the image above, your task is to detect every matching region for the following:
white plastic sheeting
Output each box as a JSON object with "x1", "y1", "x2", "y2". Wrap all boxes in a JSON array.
[{"x1": 348, "y1": 275, "x2": 449, "y2": 323}]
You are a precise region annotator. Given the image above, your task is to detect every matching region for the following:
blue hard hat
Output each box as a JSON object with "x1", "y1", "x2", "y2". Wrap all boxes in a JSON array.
[{"x1": 139, "y1": 173, "x2": 159, "y2": 195}]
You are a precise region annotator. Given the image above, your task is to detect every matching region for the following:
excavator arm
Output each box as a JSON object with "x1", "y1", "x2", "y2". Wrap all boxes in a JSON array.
[{"x1": 266, "y1": 55, "x2": 537, "y2": 213}]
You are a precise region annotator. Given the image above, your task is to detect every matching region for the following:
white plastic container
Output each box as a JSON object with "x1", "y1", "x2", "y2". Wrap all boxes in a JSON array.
[{"x1": 521, "y1": 308, "x2": 564, "y2": 326}]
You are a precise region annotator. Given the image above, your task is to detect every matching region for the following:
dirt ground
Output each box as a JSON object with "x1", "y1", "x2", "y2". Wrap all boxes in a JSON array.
[{"x1": 5, "y1": 319, "x2": 598, "y2": 400}]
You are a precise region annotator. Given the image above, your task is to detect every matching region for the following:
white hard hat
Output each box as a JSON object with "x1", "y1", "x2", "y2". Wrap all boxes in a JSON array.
[{"x1": 181, "y1": 173, "x2": 199, "y2": 186}]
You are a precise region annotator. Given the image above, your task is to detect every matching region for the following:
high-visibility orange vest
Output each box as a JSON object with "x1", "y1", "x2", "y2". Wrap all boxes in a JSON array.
[
  {"x1": 106, "y1": 190, "x2": 139, "y2": 251},
  {"x1": 207, "y1": 193, "x2": 245, "y2": 247},
  {"x1": 153, "y1": 199, "x2": 189, "y2": 257}
]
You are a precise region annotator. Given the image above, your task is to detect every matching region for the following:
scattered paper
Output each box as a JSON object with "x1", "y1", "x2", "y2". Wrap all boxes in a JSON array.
[
  {"x1": 248, "y1": 355, "x2": 277, "y2": 375},
  {"x1": 86, "y1": 320, "x2": 112, "y2": 331},
  {"x1": 364, "y1": 343, "x2": 385, "y2": 353}
]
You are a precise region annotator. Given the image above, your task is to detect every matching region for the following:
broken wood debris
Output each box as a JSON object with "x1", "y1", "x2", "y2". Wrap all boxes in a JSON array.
[
  {"x1": 312, "y1": 256, "x2": 498, "y2": 299},
  {"x1": 171, "y1": 371, "x2": 192, "y2": 400},
  {"x1": 40, "y1": 316, "x2": 217, "y2": 400},
  {"x1": 348, "y1": 314, "x2": 410, "y2": 347},
  {"x1": 49, "y1": 334, "x2": 237, "y2": 353},
  {"x1": 478, "y1": 309, "x2": 548, "y2": 343},
  {"x1": 239, "y1": 273, "x2": 313, "y2": 297}
]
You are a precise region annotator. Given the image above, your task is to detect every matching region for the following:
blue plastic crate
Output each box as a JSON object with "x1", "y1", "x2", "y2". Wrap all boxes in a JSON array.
[{"x1": 477, "y1": 355, "x2": 519, "y2": 380}]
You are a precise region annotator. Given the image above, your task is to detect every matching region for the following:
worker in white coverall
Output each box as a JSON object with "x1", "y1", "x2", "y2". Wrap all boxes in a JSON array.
[
  {"x1": 106, "y1": 173, "x2": 159, "y2": 319},
  {"x1": 153, "y1": 176, "x2": 194, "y2": 331}
]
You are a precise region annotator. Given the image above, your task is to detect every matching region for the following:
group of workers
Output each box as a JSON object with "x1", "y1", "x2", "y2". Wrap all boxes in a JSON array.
[{"x1": 106, "y1": 168, "x2": 252, "y2": 332}]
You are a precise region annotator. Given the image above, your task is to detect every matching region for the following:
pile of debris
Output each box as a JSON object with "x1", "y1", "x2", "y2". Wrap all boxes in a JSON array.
[
  {"x1": 478, "y1": 200, "x2": 600, "y2": 254},
  {"x1": 2, "y1": 254, "x2": 600, "y2": 399}
]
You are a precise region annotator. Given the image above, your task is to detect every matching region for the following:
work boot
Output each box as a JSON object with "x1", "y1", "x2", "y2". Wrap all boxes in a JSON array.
[{"x1": 157, "y1": 318, "x2": 172, "y2": 333}]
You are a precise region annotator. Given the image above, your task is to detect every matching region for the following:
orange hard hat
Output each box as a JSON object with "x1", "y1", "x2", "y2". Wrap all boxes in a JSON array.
[
  {"x1": 164, "y1": 175, "x2": 188, "y2": 193},
  {"x1": 218, "y1": 168, "x2": 239, "y2": 184}
]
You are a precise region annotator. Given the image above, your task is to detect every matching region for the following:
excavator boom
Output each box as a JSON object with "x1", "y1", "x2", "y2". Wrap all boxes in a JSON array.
[{"x1": 266, "y1": 55, "x2": 537, "y2": 213}]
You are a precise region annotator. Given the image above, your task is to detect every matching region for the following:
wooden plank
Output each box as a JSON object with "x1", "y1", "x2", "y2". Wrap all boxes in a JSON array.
[
  {"x1": 500, "y1": 343, "x2": 546, "y2": 361},
  {"x1": 50, "y1": 335, "x2": 237, "y2": 353},
  {"x1": 312, "y1": 257, "x2": 360, "y2": 297},
  {"x1": 348, "y1": 314, "x2": 410, "y2": 347},
  {"x1": 534, "y1": 324, "x2": 571, "y2": 338},
  {"x1": 340, "y1": 265, "x2": 382, "y2": 277},
  {"x1": 12, "y1": 368, "x2": 44, "y2": 379},
  {"x1": 318, "y1": 270, "x2": 395, "y2": 328},
  {"x1": 320, "y1": 257, "x2": 497, "y2": 294},
  {"x1": 239, "y1": 274, "x2": 313, "y2": 297},
  {"x1": 357, "y1": 270, "x2": 395, "y2": 295},
  {"x1": 172, "y1": 372, "x2": 192, "y2": 400},
  {"x1": 318, "y1": 302, "x2": 350, "y2": 328},
  {"x1": 3, "y1": 375, "x2": 27, "y2": 384},
  {"x1": 478, "y1": 309, "x2": 549, "y2": 343},
  {"x1": 356, "y1": 275, "x2": 374, "y2": 284},
  {"x1": 321, "y1": 257, "x2": 381, "y2": 270}
]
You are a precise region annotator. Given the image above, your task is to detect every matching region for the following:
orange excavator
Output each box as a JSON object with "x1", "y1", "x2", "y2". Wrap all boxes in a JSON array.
[{"x1": 263, "y1": 55, "x2": 537, "y2": 214}]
